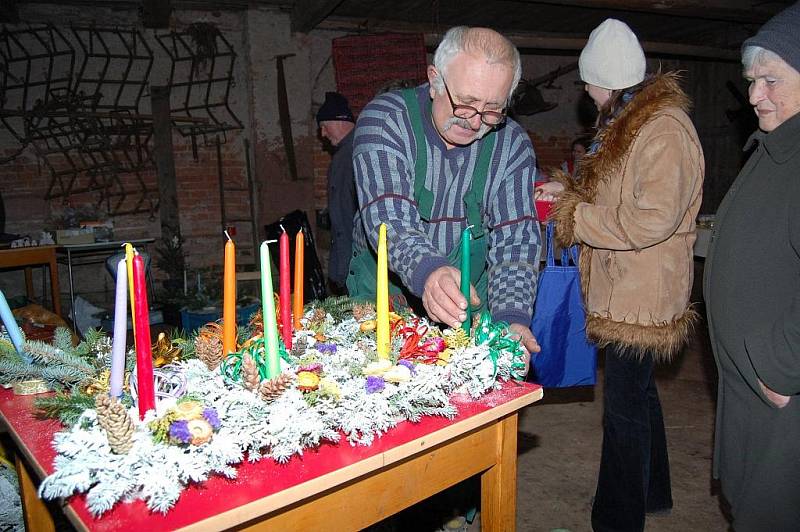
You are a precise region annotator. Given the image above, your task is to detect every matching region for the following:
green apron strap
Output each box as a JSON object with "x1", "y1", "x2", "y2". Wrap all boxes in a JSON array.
[
  {"x1": 463, "y1": 133, "x2": 495, "y2": 238},
  {"x1": 400, "y1": 88, "x2": 433, "y2": 220}
]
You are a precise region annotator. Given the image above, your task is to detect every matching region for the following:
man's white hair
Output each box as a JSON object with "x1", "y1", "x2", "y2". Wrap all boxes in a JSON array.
[{"x1": 432, "y1": 26, "x2": 521, "y2": 101}]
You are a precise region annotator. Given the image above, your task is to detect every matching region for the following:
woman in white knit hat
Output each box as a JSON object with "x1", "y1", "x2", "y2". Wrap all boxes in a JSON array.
[{"x1": 537, "y1": 18, "x2": 705, "y2": 532}]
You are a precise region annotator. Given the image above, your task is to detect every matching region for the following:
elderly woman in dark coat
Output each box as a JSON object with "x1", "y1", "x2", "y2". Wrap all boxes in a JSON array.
[{"x1": 704, "y1": 3, "x2": 800, "y2": 530}]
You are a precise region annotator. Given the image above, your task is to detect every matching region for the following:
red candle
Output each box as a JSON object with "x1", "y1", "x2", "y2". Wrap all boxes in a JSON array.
[
  {"x1": 279, "y1": 228, "x2": 292, "y2": 349},
  {"x1": 132, "y1": 253, "x2": 155, "y2": 419}
]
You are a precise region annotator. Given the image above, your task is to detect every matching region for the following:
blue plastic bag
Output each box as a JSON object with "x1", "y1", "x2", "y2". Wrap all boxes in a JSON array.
[{"x1": 529, "y1": 222, "x2": 597, "y2": 387}]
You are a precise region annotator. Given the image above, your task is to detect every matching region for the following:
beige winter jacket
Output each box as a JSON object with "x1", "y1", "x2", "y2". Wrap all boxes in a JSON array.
[{"x1": 551, "y1": 73, "x2": 704, "y2": 360}]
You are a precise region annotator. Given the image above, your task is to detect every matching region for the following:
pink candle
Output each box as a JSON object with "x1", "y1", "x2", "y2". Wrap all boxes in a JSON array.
[
  {"x1": 132, "y1": 253, "x2": 155, "y2": 419},
  {"x1": 279, "y1": 228, "x2": 292, "y2": 349}
]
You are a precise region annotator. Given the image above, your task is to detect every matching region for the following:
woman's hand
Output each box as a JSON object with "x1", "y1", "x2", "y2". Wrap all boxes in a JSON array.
[
  {"x1": 534, "y1": 181, "x2": 565, "y2": 202},
  {"x1": 758, "y1": 379, "x2": 791, "y2": 408}
]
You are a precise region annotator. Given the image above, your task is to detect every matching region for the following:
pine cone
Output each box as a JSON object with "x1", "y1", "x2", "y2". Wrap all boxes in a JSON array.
[
  {"x1": 258, "y1": 373, "x2": 294, "y2": 402},
  {"x1": 352, "y1": 302, "x2": 375, "y2": 321},
  {"x1": 290, "y1": 335, "x2": 308, "y2": 357},
  {"x1": 195, "y1": 328, "x2": 223, "y2": 371},
  {"x1": 241, "y1": 352, "x2": 261, "y2": 391},
  {"x1": 95, "y1": 394, "x2": 135, "y2": 454}
]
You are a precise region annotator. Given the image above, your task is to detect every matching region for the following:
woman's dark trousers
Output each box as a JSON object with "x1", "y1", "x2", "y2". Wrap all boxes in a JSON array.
[{"x1": 591, "y1": 344, "x2": 673, "y2": 532}]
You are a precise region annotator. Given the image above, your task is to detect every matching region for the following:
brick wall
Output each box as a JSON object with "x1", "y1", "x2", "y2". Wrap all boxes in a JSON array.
[{"x1": 529, "y1": 133, "x2": 577, "y2": 177}]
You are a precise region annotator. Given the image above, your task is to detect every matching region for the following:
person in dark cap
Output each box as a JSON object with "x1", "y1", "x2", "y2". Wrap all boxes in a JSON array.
[
  {"x1": 704, "y1": 2, "x2": 800, "y2": 530},
  {"x1": 316, "y1": 91, "x2": 356, "y2": 294}
]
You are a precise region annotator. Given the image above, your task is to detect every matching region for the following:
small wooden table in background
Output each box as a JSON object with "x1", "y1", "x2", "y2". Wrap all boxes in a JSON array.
[
  {"x1": 0, "y1": 245, "x2": 61, "y2": 317},
  {"x1": 0, "y1": 381, "x2": 543, "y2": 531}
]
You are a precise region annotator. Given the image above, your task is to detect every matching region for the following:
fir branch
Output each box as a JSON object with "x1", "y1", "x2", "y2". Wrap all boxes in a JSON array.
[
  {"x1": 35, "y1": 391, "x2": 97, "y2": 427},
  {"x1": 0, "y1": 358, "x2": 39, "y2": 384},
  {"x1": 314, "y1": 296, "x2": 355, "y2": 321},
  {"x1": 52, "y1": 328, "x2": 74, "y2": 352},
  {"x1": 25, "y1": 340, "x2": 95, "y2": 378}
]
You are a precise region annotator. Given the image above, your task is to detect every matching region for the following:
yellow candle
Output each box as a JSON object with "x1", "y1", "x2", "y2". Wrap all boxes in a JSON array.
[
  {"x1": 125, "y1": 243, "x2": 136, "y2": 343},
  {"x1": 376, "y1": 223, "x2": 389, "y2": 359},
  {"x1": 223, "y1": 231, "x2": 236, "y2": 356},
  {"x1": 292, "y1": 230, "x2": 304, "y2": 330}
]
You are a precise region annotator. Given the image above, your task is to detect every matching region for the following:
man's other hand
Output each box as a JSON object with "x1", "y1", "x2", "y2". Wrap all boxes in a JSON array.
[{"x1": 508, "y1": 323, "x2": 541, "y2": 376}]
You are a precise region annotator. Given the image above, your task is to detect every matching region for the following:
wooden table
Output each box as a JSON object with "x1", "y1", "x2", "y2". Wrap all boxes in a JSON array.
[
  {"x1": 0, "y1": 381, "x2": 543, "y2": 531},
  {"x1": 0, "y1": 245, "x2": 61, "y2": 317}
]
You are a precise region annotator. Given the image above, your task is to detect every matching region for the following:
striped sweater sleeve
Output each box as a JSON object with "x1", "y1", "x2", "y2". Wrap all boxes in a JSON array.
[
  {"x1": 486, "y1": 125, "x2": 541, "y2": 326},
  {"x1": 352, "y1": 95, "x2": 449, "y2": 295}
]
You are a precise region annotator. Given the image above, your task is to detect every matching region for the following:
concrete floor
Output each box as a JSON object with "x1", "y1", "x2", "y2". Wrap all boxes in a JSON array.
[{"x1": 516, "y1": 263, "x2": 730, "y2": 532}]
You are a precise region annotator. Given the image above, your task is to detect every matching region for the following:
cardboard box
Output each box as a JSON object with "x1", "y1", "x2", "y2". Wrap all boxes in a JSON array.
[{"x1": 56, "y1": 229, "x2": 95, "y2": 245}]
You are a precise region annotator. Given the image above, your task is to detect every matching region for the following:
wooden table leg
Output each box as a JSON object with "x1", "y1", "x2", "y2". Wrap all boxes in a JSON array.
[
  {"x1": 481, "y1": 413, "x2": 519, "y2": 532},
  {"x1": 15, "y1": 454, "x2": 56, "y2": 532}
]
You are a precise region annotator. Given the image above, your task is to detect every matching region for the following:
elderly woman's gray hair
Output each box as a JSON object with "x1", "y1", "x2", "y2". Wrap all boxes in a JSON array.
[
  {"x1": 742, "y1": 45, "x2": 787, "y2": 72},
  {"x1": 431, "y1": 26, "x2": 522, "y2": 101}
]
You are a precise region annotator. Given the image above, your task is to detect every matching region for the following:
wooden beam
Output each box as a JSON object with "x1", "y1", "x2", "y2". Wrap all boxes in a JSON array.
[
  {"x1": 508, "y1": 0, "x2": 772, "y2": 24},
  {"x1": 317, "y1": 18, "x2": 741, "y2": 61},
  {"x1": 291, "y1": 0, "x2": 345, "y2": 33},
  {"x1": 150, "y1": 86, "x2": 183, "y2": 248}
]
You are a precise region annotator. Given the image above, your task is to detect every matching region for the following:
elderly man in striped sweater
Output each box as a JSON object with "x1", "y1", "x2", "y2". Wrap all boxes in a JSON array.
[{"x1": 347, "y1": 26, "x2": 542, "y2": 366}]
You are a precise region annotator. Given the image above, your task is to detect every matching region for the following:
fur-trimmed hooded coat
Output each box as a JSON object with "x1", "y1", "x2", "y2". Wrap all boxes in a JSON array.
[{"x1": 551, "y1": 73, "x2": 704, "y2": 360}]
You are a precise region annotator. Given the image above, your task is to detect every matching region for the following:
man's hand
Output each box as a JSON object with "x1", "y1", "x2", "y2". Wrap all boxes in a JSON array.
[
  {"x1": 508, "y1": 323, "x2": 541, "y2": 376},
  {"x1": 534, "y1": 181, "x2": 565, "y2": 202},
  {"x1": 758, "y1": 378, "x2": 791, "y2": 408},
  {"x1": 422, "y1": 265, "x2": 480, "y2": 329}
]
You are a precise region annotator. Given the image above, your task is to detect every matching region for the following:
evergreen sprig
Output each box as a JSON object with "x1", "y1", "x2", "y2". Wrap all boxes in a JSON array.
[
  {"x1": 314, "y1": 296, "x2": 355, "y2": 321},
  {"x1": 35, "y1": 390, "x2": 97, "y2": 427},
  {"x1": 0, "y1": 357, "x2": 39, "y2": 384},
  {"x1": 21, "y1": 337, "x2": 96, "y2": 390}
]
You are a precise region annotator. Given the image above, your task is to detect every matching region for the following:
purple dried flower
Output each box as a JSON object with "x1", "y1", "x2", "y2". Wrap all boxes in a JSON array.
[
  {"x1": 169, "y1": 419, "x2": 192, "y2": 444},
  {"x1": 398, "y1": 359, "x2": 417, "y2": 375},
  {"x1": 202, "y1": 407, "x2": 221, "y2": 430},
  {"x1": 316, "y1": 343, "x2": 338, "y2": 354},
  {"x1": 365, "y1": 375, "x2": 385, "y2": 394}
]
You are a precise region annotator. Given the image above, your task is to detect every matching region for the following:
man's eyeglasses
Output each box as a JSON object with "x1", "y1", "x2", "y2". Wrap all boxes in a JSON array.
[{"x1": 441, "y1": 77, "x2": 507, "y2": 126}]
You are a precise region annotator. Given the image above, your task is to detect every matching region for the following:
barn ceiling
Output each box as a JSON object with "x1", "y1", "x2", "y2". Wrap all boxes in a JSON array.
[{"x1": 4, "y1": 0, "x2": 796, "y2": 60}]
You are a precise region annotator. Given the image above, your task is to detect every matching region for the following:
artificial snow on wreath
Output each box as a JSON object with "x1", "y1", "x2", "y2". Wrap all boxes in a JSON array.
[{"x1": 32, "y1": 303, "x2": 526, "y2": 516}]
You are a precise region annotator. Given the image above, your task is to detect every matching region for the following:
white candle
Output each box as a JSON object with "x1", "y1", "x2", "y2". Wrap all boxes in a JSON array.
[{"x1": 109, "y1": 259, "x2": 127, "y2": 398}]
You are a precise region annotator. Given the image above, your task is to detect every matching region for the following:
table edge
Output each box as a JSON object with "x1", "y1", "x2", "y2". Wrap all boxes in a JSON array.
[{"x1": 176, "y1": 387, "x2": 543, "y2": 531}]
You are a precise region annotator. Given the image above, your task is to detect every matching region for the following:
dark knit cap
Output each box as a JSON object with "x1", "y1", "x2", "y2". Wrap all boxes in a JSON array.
[
  {"x1": 316, "y1": 92, "x2": 354, "y2": 124},
  {"x1": 743, "y1": 2, "x2": 800, "y2": 73}
]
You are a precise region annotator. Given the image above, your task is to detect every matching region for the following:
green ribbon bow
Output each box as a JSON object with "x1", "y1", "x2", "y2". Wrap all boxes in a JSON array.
[
  {"x1": 473, "y1": 312, "x2": 527, "y2": 380},
  {"x1": 221, "y1": 336, "x2": 292, "y2": 382}
]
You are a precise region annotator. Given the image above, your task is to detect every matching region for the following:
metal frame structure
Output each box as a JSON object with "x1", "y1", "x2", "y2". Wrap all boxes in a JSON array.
[
  {"x1": 1, "y1": 22, "x2": 243, "y2": 216},
  {"x1": 155, "y1": 25, "x2": 243, "y2": 146}
]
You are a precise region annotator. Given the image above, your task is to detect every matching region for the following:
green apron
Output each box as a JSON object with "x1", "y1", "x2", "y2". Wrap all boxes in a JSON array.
[{"x1": 347, "y1": 88, "x2": 494, "y2": 313}]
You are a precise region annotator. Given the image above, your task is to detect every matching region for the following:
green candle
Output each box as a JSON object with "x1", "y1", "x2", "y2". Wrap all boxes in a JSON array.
[
  {"x1": 260, "y1": 240, "x2": 281, "y2": 379},
  {"x1": 460, "y1": 226, "x2": 471, "y2": 333}
]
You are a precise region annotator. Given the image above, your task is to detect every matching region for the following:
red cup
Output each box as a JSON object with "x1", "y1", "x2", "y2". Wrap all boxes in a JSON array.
[{"x1": 534, "y1": 181, "x2": 553, "y2": 222}]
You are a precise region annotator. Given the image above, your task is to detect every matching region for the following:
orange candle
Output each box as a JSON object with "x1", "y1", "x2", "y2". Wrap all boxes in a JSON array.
[
  {"x1": 292, "y1": 229, "x2": 304, "y2": 330},
  {"x1": 223, "y1": 231, "x2": 236, "y2": 356}
]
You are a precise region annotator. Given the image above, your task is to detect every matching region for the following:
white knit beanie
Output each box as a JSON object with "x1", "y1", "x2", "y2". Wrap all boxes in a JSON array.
[{"x1": 579, "y1": 19, "x2": 646, "y2": 90}]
